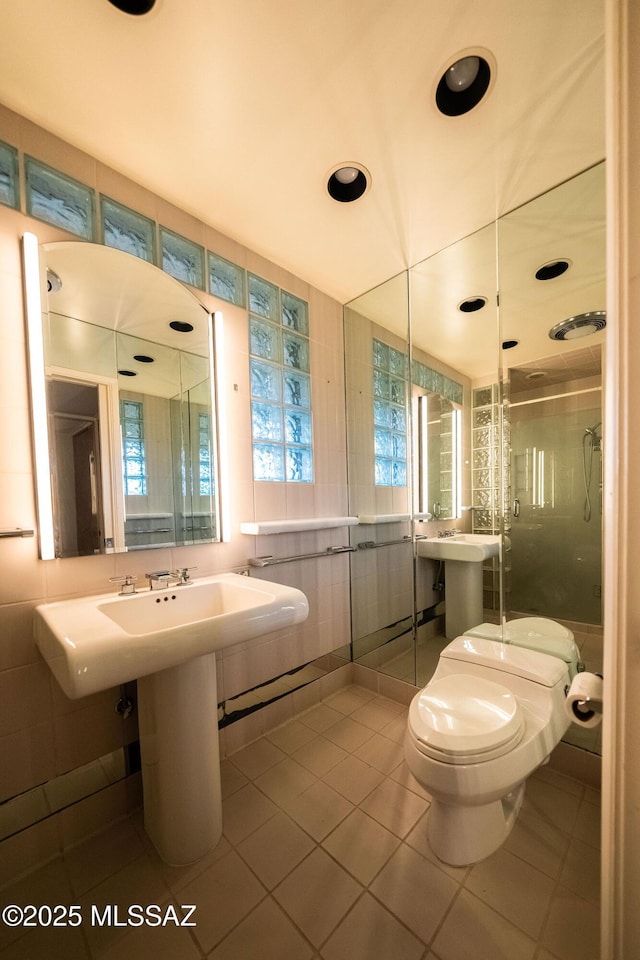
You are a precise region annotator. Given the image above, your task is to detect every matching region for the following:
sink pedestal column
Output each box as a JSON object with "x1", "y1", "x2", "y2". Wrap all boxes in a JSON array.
[
  {"x1": 137, "y1": 651, "x2": 222, "y2": 865},
  {"x1": 444, "y1": 560, "x2": 484, "y2": 639}
]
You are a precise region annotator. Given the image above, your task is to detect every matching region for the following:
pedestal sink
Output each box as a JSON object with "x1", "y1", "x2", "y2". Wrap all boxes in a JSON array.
[
  {"x1": 417, "y1": 534, "x2": 501, "y2": 639},
  {"x1": 34, "y1": 573, "x2": 308, "y2": 865}
]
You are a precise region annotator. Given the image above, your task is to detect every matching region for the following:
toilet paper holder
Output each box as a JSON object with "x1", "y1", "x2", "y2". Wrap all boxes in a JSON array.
[{"x1": 565, "y1": 674, "x2": 603, "y2": 720}]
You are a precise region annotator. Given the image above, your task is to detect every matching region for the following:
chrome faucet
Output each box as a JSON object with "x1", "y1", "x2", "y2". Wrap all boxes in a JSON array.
[
  {"x1": 437, "y1": 528, "x2": 461, "y2": 538},
  {"x1": 145, "y1": 570, "x2": 181, "y2": 590},
  {"x1": 173, "y1": 566, "x2": 197, "y2": 585},
  {"x1": 145, "y1": 566, "x2": 197, "y2": 589}
]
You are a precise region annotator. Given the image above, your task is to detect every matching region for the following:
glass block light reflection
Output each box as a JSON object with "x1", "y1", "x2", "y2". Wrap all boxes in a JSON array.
[
  {"x1": 160, "y1": 227, "x2": 205, "y2": 289},
  {"x1": 101, "y1": 196, "x2": 155, "y2": 262},
  {"x1": 249, "y1": 279, "x2": 312, "y2": 482},
  {"x1": 0, "y1": 140, "x2": 18, "y2": 210},
  {"x1": 372, "y1": 338, "x2": 407, "y2": 487},
  {"x1": 25, "y1": 157, "x2": 94, "y2": 240}
]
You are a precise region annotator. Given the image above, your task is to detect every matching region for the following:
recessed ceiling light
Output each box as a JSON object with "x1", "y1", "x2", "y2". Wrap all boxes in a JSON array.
[
  {"x1": 436, "y1": 53, "x2": 492, "y2": 116},
  {"x1": 535, "y1": 259, "x2": 571, "y2": 281},
  {"x1": 169, "y1": 321, "x2": 194, "y2": 333},
  {"x1": 327, "y1": 164, "x2": 370, "y2": 203},
  {"x1": 458, "y1": 296, "x2": 487, "y2": 313},
  {"x1": 107, "y1": 0, "x2": 157, "y2": 14},
  {"x1": 502, "y1": 339, "x2": 519, "y2": 350},
  {"x1": 118, "y1": 369, "x2": 137, "y2": 377},
  {"x1": 133, "y1": 354, "x2": 155, "y2": 363},
  {"x1": 525, "y1": 371, "x2": 547, "y2": 381}
]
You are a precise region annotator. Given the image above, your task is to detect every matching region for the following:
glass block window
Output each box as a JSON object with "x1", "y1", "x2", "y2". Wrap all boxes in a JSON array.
[
  {"x1": 373, "y1": 338, "x2": 407, "y2": 486},
  {"x1": 0, "y1": 140, "x2": 19, "y2": 210},
  {"x1": 471, "y1": 384, "x2": 500, "y2": 533},
  {"x1": 412, "y1": 358, "x2": 463, "y2": 404},
  {"x1": 120, "y1": 400, "x2": 147, "y2": 495},
  {"x1": 160, "y1": 227, "x2": 205, "y2": 289},
  {"x1": 282, "y1": 291, "x2": 309, "y2": 336},
  {"x1": 101, "y1": 196, "x2": 155, "y2": 262},
  {"x1": 249, "y1": 283, "x2": 312, "y2": 482},
  {"x1": 25, "y1": 157, "x2": 94, "y2": 240},
  {"x1": 208, "y1": 252, "x2": 246, "y2": 307},
  {"x1": 198, "y1": 412, "x2": 214, "y2": 496},
  {"x1": 248, "y1": 273, "x2": 278, "y2": 320}
]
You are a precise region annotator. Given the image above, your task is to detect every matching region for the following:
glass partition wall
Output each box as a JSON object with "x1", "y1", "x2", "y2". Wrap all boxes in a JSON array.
[{"x1": 345, "y1": 161, "x2": 605, "y2": 756}]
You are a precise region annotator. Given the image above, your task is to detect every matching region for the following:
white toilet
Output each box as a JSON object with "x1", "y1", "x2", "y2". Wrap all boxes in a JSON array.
[
  {"x1": 405, "y1": 635, "x2": 577, "y2": 866},
  {"x1": 463, "y1": 616, "x2": 583, "y2": 678}
]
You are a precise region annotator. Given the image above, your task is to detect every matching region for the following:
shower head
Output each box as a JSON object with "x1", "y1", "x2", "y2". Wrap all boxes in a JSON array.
[
  {"x1": 585, "y1": 421, "x2": 601, "y2": 437},
  {"x1": 548, "y1": 311, "x2": 606, "y2": 341}
]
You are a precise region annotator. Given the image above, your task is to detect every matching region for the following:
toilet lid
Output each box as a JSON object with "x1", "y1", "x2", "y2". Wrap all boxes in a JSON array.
[{"x1": 409, "y1": 674, "x2": 525, "y2": 763}]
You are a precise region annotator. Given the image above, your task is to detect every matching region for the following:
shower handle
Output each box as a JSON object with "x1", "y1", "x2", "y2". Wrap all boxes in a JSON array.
[{"x1": 512, "y1": 498, "x2": 520, "y2": 518}]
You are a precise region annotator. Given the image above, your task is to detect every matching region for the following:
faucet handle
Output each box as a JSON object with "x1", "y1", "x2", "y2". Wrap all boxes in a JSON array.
[
  {"x1": 109, "y1": 574, "x2": 138, "y2": 596},
  {"x1": 174, "y1": 566, "x2": 197, "y2": 584}
]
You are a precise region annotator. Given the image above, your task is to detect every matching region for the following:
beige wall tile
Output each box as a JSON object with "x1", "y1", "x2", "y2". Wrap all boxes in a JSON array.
[
  {"x1": 0, "y1": 601, "x2": 41, "y2": 670},
  {"x1": 0, "y1": 721, "x2": 56, "y2": 802},
  {"x1": 53, "y1": 699, "x2": 125, "y2": 776},
  {"x1": 0, "y1": 815, "x2": 60, "y2": 889}
]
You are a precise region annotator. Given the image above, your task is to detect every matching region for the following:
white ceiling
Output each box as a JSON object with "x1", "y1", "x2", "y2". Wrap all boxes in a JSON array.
[{"x1": 0, "y1": 0, "x2": 605, "y2": 305}]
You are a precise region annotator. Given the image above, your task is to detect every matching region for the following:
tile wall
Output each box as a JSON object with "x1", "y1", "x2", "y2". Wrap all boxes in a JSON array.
[{"x1": 0, "y1": 102, "x2": 349, "y2": 869}]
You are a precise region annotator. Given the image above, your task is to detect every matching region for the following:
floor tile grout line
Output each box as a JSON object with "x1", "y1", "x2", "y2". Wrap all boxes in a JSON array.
[{"x1": 224, "y1": 832, "x2": 369, "y2": 957}]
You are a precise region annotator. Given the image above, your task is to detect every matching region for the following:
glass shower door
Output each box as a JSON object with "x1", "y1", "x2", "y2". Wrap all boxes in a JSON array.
[{"x1": 509, "y1": 398, "x2": 602, "y2": 626}]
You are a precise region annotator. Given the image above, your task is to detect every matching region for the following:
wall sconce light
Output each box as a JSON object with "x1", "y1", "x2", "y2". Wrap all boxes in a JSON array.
[
  {"x1": 212, "y1": 311, "x2": 231, "y2": 543},
  {"x1": 22, "y1": 232, "x2": 55, "y2": 560}
]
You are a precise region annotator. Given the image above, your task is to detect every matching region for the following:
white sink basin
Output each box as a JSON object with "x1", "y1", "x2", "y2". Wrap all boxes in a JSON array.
[
  {"x1": 35, "y1": 572, "x2": 309, "y2": 699},
  {"x1": 35, "y1": 571, "x2": 308, "y2": 865},
  {"x1": 417, "y1": 533, "x2": 501, "y2": 562}
]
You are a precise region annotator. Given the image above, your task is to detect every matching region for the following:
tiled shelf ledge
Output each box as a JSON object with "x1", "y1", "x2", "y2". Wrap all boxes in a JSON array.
[{"x1": 240, "y1": 517, "x2": 359, "y2": 535}]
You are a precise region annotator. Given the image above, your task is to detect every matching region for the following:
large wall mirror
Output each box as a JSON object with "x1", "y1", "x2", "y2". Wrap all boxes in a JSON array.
[
  {"x1": 498, "y1": 162, "x2": 605, "y2": 753},
  {"x1": 24, "y1": 238, "x2": 220, "y2": 558},
  {"x1": 344, "y1": 162, "x2": 605, "y2": 756}
]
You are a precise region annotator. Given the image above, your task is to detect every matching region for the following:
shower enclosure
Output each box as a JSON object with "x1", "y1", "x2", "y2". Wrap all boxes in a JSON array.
[{"x1": 507, "y1": 361, "x2": 603, "y2": 626}]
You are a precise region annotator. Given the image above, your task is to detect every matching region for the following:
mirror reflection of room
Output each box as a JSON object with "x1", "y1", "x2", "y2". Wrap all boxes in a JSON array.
[
  {"x1": 344, "y1": 162, "x2": 605, "y2": 758},
  {"x1": 40, "y1": 242, "x2": 219, "y2": 557}
]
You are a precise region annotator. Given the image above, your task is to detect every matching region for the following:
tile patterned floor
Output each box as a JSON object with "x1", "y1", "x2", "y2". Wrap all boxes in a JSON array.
[{"x1": 0, "y1": 685, "x2": 601, "y2": 960}]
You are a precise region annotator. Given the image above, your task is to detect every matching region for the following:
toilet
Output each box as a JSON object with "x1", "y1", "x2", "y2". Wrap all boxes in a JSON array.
[
  {"x1": 404, "y1": 635, "x2": 577, "y2": 866},
  {"x1": 463, "y1": 616, "x2": 583, "y2": 678}
]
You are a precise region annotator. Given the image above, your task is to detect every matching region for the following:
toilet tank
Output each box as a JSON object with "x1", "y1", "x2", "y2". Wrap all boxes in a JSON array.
[
  {"x1": 463, "y1": 620, "x2": 581, "y2": 678},
  {"x1": 439, "y1": 636, "x2": 569, "y2": 687}
]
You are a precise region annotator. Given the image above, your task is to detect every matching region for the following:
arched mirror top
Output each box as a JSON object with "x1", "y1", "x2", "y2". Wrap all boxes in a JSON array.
[{"x1": 43, "y1": 241, "x2": 211, "y2": 356}]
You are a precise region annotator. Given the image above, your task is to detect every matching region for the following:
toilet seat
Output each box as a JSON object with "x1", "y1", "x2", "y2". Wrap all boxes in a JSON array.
[{"x1": 409, "y1": 673, "x2": 525, "y2": 765}]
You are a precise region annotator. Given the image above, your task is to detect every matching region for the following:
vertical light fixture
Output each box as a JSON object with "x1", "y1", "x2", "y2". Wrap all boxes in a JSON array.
[
  {"x1": 22, "y1": 232, "x2": 55, "y2": 559},
  {"x1": 212, "y1": 311, "x2": 230, "y2": 542},
  {"x1": 418, "y1": 395, "x2": 429, "y2": 514},
  {"x1": 452, "y1": 407, "x2": 463, "y2": 519}
]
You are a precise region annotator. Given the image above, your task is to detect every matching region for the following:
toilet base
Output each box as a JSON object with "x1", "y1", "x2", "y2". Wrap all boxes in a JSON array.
[{"x1": 427, "y1": 781, "x2": 526, "y2": 866}]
